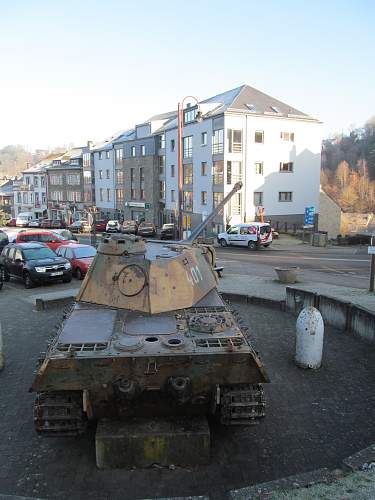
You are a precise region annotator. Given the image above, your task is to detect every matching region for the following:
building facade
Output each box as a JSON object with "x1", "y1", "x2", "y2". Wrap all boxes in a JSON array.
[
  {"x1": 12, "y1": 163, "x2": 48, "y2": 218},
  {"x1": 162, "y1": 85, "x2": 322, "y2": 233},
  {"x1": 0, "y1": 178, "x2": 15, "y2": 216}
]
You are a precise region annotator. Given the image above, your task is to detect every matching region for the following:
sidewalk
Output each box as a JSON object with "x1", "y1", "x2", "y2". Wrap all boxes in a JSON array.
[{"x1": 218, "y1": 273, "x2": 375, "y2": 312}]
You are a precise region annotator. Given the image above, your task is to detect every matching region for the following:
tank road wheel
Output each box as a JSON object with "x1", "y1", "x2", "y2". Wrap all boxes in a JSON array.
[
  {"x1": 220, "y1": 384, "x2": 265, "y2": 425},
  {"x1": 219, "y1": 239, "x2": 228, "y2": 247},
  {"x1": 34, "y1": 391, "x2": 87, "y2": 437},
  {"x1": 248, "y1": 241, "x2": 257, "y2": 250}
]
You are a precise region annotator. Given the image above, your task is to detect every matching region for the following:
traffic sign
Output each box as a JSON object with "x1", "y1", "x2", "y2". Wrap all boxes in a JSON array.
[{"x1": 304, "y1": 206, "x2": 315, "y2": 226}]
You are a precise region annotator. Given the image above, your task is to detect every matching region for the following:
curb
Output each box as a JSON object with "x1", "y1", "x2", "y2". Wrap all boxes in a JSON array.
[{"x1": 221, "y1": 292, "x2": 286, "y2": 311}]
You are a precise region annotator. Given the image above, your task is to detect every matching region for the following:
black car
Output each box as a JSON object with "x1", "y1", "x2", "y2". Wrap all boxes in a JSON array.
[
  {"x1": 0, "y1": 242, "x2": 72, "y2": 288},
  {"x1": 160, "y1": 223, "x2": 176, "y2": 240},
  {"x1": 0, "y1": 230, "x2": 9, "y2": 253}
]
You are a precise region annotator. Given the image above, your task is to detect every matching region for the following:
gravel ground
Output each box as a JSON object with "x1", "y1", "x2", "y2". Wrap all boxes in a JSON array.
[{"x1": 0, "y1": 284, "x2": 374, "y2": 499}]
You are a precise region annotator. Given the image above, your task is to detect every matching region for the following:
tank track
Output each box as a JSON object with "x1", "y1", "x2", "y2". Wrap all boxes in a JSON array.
[
  {"x1": 220, "y1": 384, "x2": 265, "y2": 425},
  {"x1": 34, "y1": 391, "x2": 87, "y2": 437}
]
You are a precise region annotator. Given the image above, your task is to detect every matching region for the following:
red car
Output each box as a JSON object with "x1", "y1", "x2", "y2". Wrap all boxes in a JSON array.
[
  {"x1": 16, "y1": 230, "x2": 76, "y2": 252},
  {"x1": 6, "y1": 218, "x2": 16, "y2": 227},
  {"x1": 94, "y1": 220, "x2": 108, "y2": 232},
  {"x1": 56, "y1": 244, "x2": 97, "y2": 280}
]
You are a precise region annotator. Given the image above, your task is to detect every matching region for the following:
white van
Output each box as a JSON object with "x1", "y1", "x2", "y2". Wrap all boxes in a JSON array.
[
  {"x1": 217, "y1": 223, "x2": 272, "y2": 249},
  {"x1": 16, "y1": 212, "x2": 34, "y2": 227}
]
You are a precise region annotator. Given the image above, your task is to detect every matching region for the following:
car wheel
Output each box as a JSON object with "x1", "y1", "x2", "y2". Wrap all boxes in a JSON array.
[
  {"x1": 219, "y1": 239, "x2": 228, "y2": 247},
  {"x1": 23, "y1": 271, "x2": 34, "y2": 289},
  {"x1": 248, "y1": 241, "x2": 257, "y2": 250},
  {"x1": 62, "y1": 276, "x2": 72, "y2": 283},
  {"x1": 0, "y1": 266, "x2": 10, "y2": 282},
  {"x1": 264, "y1": 243, "x2": 270, "y2": 248},
  {"x1": 76, "y1": 267, "x2": 83, "y2": 280}
]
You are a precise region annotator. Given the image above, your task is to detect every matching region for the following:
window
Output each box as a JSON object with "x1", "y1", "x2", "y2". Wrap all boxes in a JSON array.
[
  {"x1": 30, "y1": 193, "x2": 34, "y2": 203},
  {"x1": 255, "y1": 131, "x2": 264, "y2": 143},
  {"x1": 106, "y1": 169, "x2": 110, "y2": 179},
  {"x1": 99, "y1": 170, "x2": 103, "y2": 180},
  {"x1": 159, "y1": 181, "x2": 165, "y2": 199},
  {"x1": 116, "y1": 170, "x2": 124, "y2": 184},
  {"x1": 171, "y1": 165, "x2": 175, "y2": 177},
  {"x1": 131, "y1": 188, "x2": 136, "y2": 200},
  {"x1": 42, "y1": 193, "x2": 46, "y2": 204},
  {"x1": 246, "y1": 103, "x2": 256, "y2": 112},
  {"x1": 227, "y1": 129, "x2": 242, "y2": 153},
  {"x1": 227, "y1": 161, "x2": 242, "y2": 184},
  {"x1": 280, "y1": 162, "x2": 293, "y2": 173},
  {"x1": 50, "y1": 174, "x2": 63, "y2": 185},
  {"x1": 130, "y1": 168, "x2": 135, "y2": 200},
  {"x1": 270, "y1": 105, "x2": 280, "y2": 113},
  {"x1": 70, "y1": 159, "x2": 80, "y2": 166},
  {"x1": 50, "y1": 191, "x2": 63, "y2": 201},
  {"x1": 35, "y1": 192, "x2": 39, "y2": 205},
  {"x1": 106, "y1": 150, "x2": 110, "y2": 159},
  {"x1": 171, "y1": 190, "x2": 175, "y2": 202},
  {"x1": 25, "y1": 177, "x2": 30, "y2": 184},
  {"x1": 83, "y1": 153, "x2": 91, "y2": 167},
  {"x1": 184, "y1": 107, "x2": 197, "y2": 124},
  {"x1": 116, "y1": 189, "x2": 124, "y2": 203},
  {"x1": 170, "y1": 139, "x2": 175, "y2": 152},
  {"x1": 158, "y1": 134, "x2": 165, "y2": 149},
  {"x1": 183, "y1": 136, "x2": 193, "y2": 158},
  {"x1": 201, "y1": 191, "x2": 207, "y2": 205},
  {"x1": 23, "y1": 193, "x2": 27, "y2": 204},
  {"x1": 99, "y1": 151, "x2": 103, "y2": 160},
  {"x1": 255, "y1": 162, "x2": 263, "y2": 175},
  {"x1": 212, "y1": 160, "x2": 224, "y2": 184},
  {"x1": 17, "y1": 193, "x2": 21, "y2": 203},
  {"x1": 183, "y1": 164, "x2": 193, "y2": 184},
  {"x1": 84, "y1": 171, "x2": 92, "y2": 185},
  {"x1": 34, "y1": 176, "x2": 38, "y2": 187},
  {"x1": 213, "y1": 192, "x2": 223, "y2": 208},
  {"x1": 279, "y1": 191, "x2": 292, "y2": 202},
  {"x1": 130, "y1": 168, "x2": 135, "y2": 183},
  {"x1": 115, "y1": 148, "x2": 124, "y2": 166},
  {"x1": 159, "y1": 156, "x2": 165, "y2": 174},
  {"x1": 228, "y1": 193, "x2": 241, "y2": 215},
  {"x1": 140, "y1": 145, "x2": 145, "y2": 156},
  {"x1": 140, "y1": 168, "x2": 145, "y2": 199},
  {"x1": 100, "y1": 188, "x2": 103, "y2": 202},
  {"x1": 281, "y1": 132, "x2": 295, "y2": 142},
  {"x1": 212, "y1": 129, "x2": 224, "y2": 154},
  {"x1": 201, "y1": 132, "x2": 207, "y2": 146},
  {"x1": 107, "y1": 188, "x2": 111, "y2": 202},
  {"x1": 201, "y1": 162, "x2": 207, "y2": 176},
  {"x1": 183, "y1": 191, "x2": 193, "y2": 211},
  {"x1": 41, "y1": 176, "x2": 45, "y2": 187},
  {"x1": 67, "y1": 191, "x2": 81, "y2": 202},
  {"x1": 254, "y1": 192, "x2": 263, "y2": 206},
  {"x1": 67, "y1": 174, "x2": 80, "y2": 185},
  {"x1": 131, "y1": 146, "x2": 136, "y2": 157}
]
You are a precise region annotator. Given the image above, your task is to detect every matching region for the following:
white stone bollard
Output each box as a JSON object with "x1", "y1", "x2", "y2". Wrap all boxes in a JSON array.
[
  {"x1": 0, "y1": 321, "x2": 4, "y2": 371},
  {"x1": 295, "y1": 306, "x2": 324, "y2": 369}
]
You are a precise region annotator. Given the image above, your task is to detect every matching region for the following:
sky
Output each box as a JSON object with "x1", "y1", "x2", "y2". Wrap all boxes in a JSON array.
[{"x1": 0, "y1": 0, "x2": 374, "y2": 151}]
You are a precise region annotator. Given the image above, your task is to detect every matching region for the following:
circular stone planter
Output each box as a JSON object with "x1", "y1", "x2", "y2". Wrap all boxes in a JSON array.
[{"x1": 274, "y1": 266, "x2": 300, "y2": 284}]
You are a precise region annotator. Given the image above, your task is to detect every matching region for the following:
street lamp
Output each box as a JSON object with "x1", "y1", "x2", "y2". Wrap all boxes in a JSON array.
[{"x1": 177, "y1": 96, "x2": 203, "y2": 239}]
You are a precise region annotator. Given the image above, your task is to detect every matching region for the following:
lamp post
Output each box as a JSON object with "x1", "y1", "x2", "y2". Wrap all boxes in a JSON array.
[{"x1": 177, "y1": 96, "x2": 203, "y2": 239}]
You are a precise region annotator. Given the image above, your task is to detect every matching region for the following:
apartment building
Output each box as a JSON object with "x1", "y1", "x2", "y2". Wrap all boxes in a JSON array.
[
  {"x1": 12, "y1": 159, "x2": 52, "y2": 218},
  {"x1": 46, "y1": 148, "x2": 85, "y2": 222},
  {"x1": 0, "y1": 178, "x2": 15, "y2": 216},
  {"x1": 82, "y1": 141, "x2": 95, "y2": 209},
  {"x1": 161, "y1": 85, "x2": 322, "y2": 233}
]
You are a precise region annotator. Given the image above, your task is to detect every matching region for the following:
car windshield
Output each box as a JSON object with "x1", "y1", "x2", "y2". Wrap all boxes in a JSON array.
[
  {"x1": 141, "y1": 223, "x2": 153, "y2": 228},
  {"x1": 51, "y1": 231, "x2": 68, "y2": 240},
  {"x1": 74, "y1": 247, "x2": 97, "y2": 258},
  {"x1": 163, "y1": 224, "x2": 174, "y2": 229},
  {"x1": 23, "y1": 247, "x2": 56, "y2": 260}
]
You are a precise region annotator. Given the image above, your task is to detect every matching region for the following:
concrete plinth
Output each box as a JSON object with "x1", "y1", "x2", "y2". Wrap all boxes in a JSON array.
[{"x1": 96, "y1": 417, "x2": 210, "y2": 469}]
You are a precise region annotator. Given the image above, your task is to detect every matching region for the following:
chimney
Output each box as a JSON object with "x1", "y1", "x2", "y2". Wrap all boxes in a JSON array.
[{"x1": 87, "y1": 140, "x2": 93, "y2": 149}]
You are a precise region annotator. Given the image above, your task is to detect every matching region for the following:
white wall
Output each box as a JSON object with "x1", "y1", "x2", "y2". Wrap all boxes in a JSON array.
[{"x1": 93, "y1": 150, "x2": 115, "y2": 210}]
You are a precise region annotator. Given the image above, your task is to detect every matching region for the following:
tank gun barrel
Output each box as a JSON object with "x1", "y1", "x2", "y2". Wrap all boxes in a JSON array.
[{"x1": 182, "y1": 181, "x2": 243, "y2": 244}]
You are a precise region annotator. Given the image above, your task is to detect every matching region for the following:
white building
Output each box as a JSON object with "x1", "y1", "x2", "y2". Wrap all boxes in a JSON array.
[
  {"x1": 13, "y1": 162, "x2": 49, "y2": 218},
  {"x1": 161, "y1": 85, "x2": 322, "y2": 233}
]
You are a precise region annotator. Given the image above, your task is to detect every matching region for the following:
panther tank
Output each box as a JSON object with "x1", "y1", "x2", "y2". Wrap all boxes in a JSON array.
[{"x1": 32, "y1": 183, "x2": 270, "y2": 436}]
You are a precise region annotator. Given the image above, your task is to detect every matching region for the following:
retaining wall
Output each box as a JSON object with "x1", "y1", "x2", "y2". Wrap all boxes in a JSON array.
[{"x1": 286, "y1": 287, "x2": 375, "y2": 344}]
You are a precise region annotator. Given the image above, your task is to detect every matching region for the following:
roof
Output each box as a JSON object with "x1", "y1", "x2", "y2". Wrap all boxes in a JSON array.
[{"x1": 93, "y1": 130, "x2": 133, "y2": 151}]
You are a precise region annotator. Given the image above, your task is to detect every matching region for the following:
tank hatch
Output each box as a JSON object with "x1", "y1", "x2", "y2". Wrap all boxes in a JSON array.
[{"x1": 76, "y1": 235, "x2": 218, "y2": 314}]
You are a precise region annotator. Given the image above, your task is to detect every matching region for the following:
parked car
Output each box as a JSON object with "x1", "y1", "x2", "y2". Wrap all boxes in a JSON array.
[
  {"x1": 106, "y1": 220, "x2": 122, "y2": 233},
  {"x1": 217, "y1": 223, "x2": 273, "y2": 249},
  {"x1": 16, "y1": 212, "x2": 34, "y2": 227},
  {"x1": 0, "y1": 230, "x2": 9, "y2": 253},
  {"x1": 137, "y1": 221, "x2": 156, "y2": 237},
  {"x1": 16, "y1": 230, "x2": 76, "y2": 252},
  {"x1": 40, "y1": 219, "x2": 53, "y2": 229},
  {"x1": 51, "y1": 219, "x2": 66, "y2": 229},
  {"x1": 6, "y1": 218, "x2": 16, "y2": 227},
  {"x1": 0, "y1": 242, "x2": 72, "y2": 288},
  {"x1": 28, "y1": 218, "x2": 44, "y2": 228},
  {"x1": 122, "y1": 220, "x2": 138, "y2": 234},
  {"x1": 56, "y1": 243, "x2": 97, "y2": 280},
  {"x1": 53, "y1": 228, "x2": 78, "y2": 242},
  {"x1": 68, "y1": 220, "x2": 91, "y2": 233},
  {"x1": 93, "y1": 219, "x2": 108, "y2": 232},
  {"x1": 160, "y1": 223, "x2": 176, "y2": 240}
]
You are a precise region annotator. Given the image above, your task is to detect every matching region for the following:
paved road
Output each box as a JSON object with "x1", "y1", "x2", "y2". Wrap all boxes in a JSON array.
[{"x1": 215, "y1": 243, "x2": 371, "y2": 289}]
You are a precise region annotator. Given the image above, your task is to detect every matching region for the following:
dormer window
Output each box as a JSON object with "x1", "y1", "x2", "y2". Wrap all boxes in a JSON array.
[
  {"x1": 270, "y1": 105, "x2": 281, "y2": 113},
  {"x1": 246, "y1": 104, "x2": 256, "y2": 112}
]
